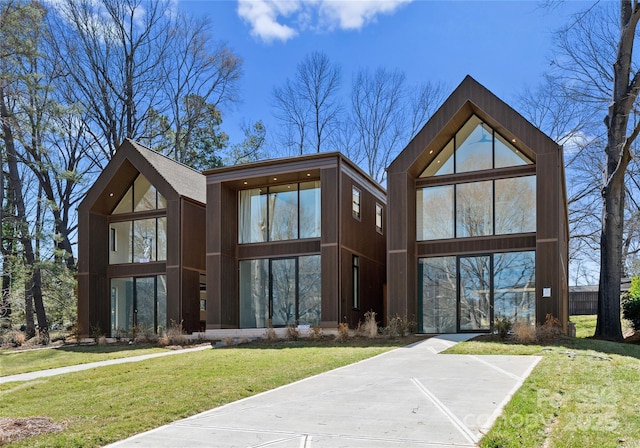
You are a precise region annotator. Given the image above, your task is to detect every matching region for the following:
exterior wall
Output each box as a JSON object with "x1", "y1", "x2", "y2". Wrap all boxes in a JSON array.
[{"x1": 204, "y1": 153, "x2": 386, "y2": 330}]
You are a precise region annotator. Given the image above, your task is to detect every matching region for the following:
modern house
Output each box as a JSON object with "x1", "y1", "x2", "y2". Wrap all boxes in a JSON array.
[
  {"x1": 77, "y1": 139, "x2": 206, "y2": 337},
  {"x1": 77, "y1": 76, "x2": 569, "y2": 338},
  {"x1": 204, "y1": 152, "x2": 386, "y2": 330},
  {"x1": 386, "y1": 76, "x2": 569, "y2": 333}
]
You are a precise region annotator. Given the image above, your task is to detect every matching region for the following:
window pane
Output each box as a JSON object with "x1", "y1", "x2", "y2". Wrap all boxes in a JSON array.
[
  {"x1": 299, "y1": 255, "x2": 321, "y2": 326},
  {"x1": 494, "y1": 252, "x2": 535, "y2": 325},
  {"x1": 157, "y1": 192, "x2": 167, "y2": 210},
  {"x1": 134, "y1": 175, "x2": 157, "y2": 211},
  {"x1": 455, "y1": 118, "x2": 493, "y2": 173},
  {"x1": 495, "y1": 133, "x2": 533, "y2": 168},
  {"x1": 157, "y1": 275, "x2": 167, "y2": 333},
  {"x1": 459, "y1": 256, "x2": 491, "y2": 331},
  {"x1": 456, "y1": 181, "x2": 493, "y2": 238},
  {"x1": 420, "y1": 139, "x2": 454, "y2": 177},
  {"x1": 417, "y1": 186, "x2": 454, "y2": 240},
  {"x1": 110, "y1": 277, "x2": 133, "y2": 337},
  {"x1": 239, "y1": 260, "x2": 269, "y2": 328},
  {"x1": 271, "y1": 258, "x2": 296, "y2": 326},
  {"x1": 375, "y1": 203, "x2": 383, "y2": 233},
  {"x1": 419, "y1": 257, "x2": 457, "y2": 333},
  {"x1": 109, "y1": 221, "x2": 132, "y2": 264},
  {"x1": 300, "y1": 181, "x2": 321, "y2": 239},
  {"x1": 269, "y1": 184, "x2": 298, "y2": 241},
  {"x1": 238, "y1": 189, "x2": 267, "y2": 244},
  {"x1": 135, "y1": 277, "x2": 155, "y2": 333},
  {"x1": 157, "y1": 217, "x2": 167, "y2": 261},
  {"x1": 133, "y1": 219, "x2": 156, "y2": 262},
  {"x1": 113, "y1": 187, "x2": 133, "y2": 214},
  {"x1": 352, "y1": 187, "x2": 361, "y2": 219},
  {"x1": 495, "y1": 176, "x2": 536, "y2": 234}
]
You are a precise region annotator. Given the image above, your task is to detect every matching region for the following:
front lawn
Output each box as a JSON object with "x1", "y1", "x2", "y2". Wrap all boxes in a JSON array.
[
  {"x1": 446, "y1": 333, "x2": 640, "y2": 447},
  {"x1": 0, "y1": 339, "x2": 412, "y2": 447}
]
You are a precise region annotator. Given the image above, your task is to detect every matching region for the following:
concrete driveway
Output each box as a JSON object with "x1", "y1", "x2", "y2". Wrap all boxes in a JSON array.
[{"x1": 107, "y1": 334, "x2": 540, "y2": 448}]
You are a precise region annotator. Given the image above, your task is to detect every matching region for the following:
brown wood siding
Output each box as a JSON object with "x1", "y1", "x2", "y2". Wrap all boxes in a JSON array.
[
  {"x1": 340, "y1": 248, "x2": 386, "y2": 327},
  {"x1": 569, "y1": 292, "x2": 598, "y2": 315},
  {"x1": 181, "y1": 269, "x2": 201, "y2": 333},
  {"x1": 417, "y1": 234, "x2": 536, "y2": 257},
  {"x1": 238, "y1": 240, "x2": 321, "y2": 260},
  {"x1": 321, "y1": 244, "x2": 339, "y2": 326},
  {"x1": 181, "y1": 200, "x2": 206, "y2": 271}
]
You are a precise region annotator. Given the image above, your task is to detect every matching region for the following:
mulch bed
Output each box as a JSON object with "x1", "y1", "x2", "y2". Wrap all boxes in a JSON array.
[{"x1": 0, "y1": 417, "x2": 66, "y2": 445}]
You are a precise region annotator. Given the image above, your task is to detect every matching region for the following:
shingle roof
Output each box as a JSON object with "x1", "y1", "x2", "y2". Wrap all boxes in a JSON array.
[{"x1": 126, "y1": 139, "x2": 206, "y2": 204}]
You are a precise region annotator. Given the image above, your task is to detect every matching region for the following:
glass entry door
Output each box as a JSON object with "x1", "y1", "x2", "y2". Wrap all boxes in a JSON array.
[
  {"x1": 110, "y1": 275, "x2": 166, "y2": 337},
  {"x1": 459, "y1": 256, "x2": 491, "y2": 331},
  {"x1": 135, "y1": 277, "x2": 156, "y2": 331},
  {"x1": 271, "y1": 258, "x2": 297, "y2": 326}
]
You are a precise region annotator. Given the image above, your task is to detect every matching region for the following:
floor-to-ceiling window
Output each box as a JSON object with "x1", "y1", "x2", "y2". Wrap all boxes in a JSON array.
[
  {"x1": 110, "y1": 275, "x2": 167, "y2": 337},
  {"x1": 418, "y1": 252, "x2": 535, "y2": 333},
  {"x1": 239, "y1": 255, "x2": 321, "y2": 327}
]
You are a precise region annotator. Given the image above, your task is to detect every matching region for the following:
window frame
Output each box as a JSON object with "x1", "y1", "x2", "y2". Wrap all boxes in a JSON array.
[
  {"x1": 352, "y1": 186, "x2": 361, "y2": 220},
  {"x1": 375, "y1": 203, "x2": 384, "y2": 234}
]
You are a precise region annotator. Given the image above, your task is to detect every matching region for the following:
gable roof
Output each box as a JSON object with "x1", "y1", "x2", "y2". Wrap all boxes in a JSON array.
[
  {"x1": 388, "y1": 75, "x2": 561, "y2": 177},
  {"x1": 79, "y1": 138, "x2": 205, "y2": 213}
]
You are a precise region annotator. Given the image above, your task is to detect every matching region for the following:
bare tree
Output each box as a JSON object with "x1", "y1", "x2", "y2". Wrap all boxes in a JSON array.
[
  {"x1": 552, "y1": 1, "x2": 640, "y2": 340},
  {"x1": 272, "y1": 51, "x2": 341, "y2": 155}
]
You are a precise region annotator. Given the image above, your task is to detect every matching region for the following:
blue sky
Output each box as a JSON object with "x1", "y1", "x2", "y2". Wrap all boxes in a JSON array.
[{"x1": 181, "y1": 0, "x2": 591, "y2": 148}]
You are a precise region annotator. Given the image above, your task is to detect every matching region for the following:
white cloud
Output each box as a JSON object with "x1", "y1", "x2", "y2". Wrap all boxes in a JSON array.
[{"x1": 237, "y1": 0, "x2": 412, "y2": 43}]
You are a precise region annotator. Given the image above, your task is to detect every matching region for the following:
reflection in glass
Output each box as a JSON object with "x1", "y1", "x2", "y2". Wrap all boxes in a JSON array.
[
  {"x1": 133, "y1": 219, "x2": 156, "y2": 262},
  {"x1": 300, "y1": 181, "x2": 321, "y2": 238},
  {"x1": 456, "y1": 181, "x2": 493, "y2": 237},
  {"x1": 455, "y1": 118, "x2": 492, "y2": 173},
  {"x1": 135, "y1": 277, "x2": 155, "y2": 332},
  {"x1": 134, "y1": 175, "x2": 157, "y2": 211},
  {"x1": 239, "y1": 259, "x2": 269, "y2": 328},
  {"x1": 110, "y1": 277, "x2": 133, "y2": 336},
  {"x1": 495, "y1": 133, "x2": 533, "y2": 168},
  {"x1": 271, "y1": 258, "x2": 297, "y2": 326},
  {"x1": 269, "y1": 185, "x2": 298, "y2": 241},
  {"x1": 298, "y1": 255, "x2": 321, "y2": 325},
  {"x1": 495, "y1": 176, "x2": 536, "y2": 234},
  {"x1": 419, "y1": 257, "x2": 457, "y2": 333},
  {"x1": 156, "y1": 275, "x2": 167, "y2": 333},
  {"x1": 417, "y1": 186, "x2": 454, "y2": 240},
  {"x1": 238, "y1": 189, "x2": 267, "y2": 243},
  {"x1": 157, "y1": 217, "x2": 167, "y2": 261},
  {"x1": 494, "y1": 252, "x2": 535, "y2": 324},
  {"x1": 459, "y1": 256, "x2": 491, "y2": 331}
]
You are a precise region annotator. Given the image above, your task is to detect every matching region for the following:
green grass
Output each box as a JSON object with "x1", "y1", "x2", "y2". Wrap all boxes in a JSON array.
[
  {"x1": 0, "y1": 344, "x2": 167, "y2": 376},
  {"x1": 570, "y1": 314, "x2": 598, "y2": 338},
  {"x1": 0, "y1": 338, "x2": 412, "y2": 447},
  {"x1": 446, "y1": 329, "x2": 640, "y2": 447}
]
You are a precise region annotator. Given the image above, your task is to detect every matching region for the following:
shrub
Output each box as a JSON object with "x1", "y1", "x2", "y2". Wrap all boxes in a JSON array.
[
  {"x1": 335, "y1": 322, "x2": 350, "y2": 342},
  {"x1": 159, "y1": 320, "x2": 188, "y2": 346},
  {"x1": 9, "y1": 330, "x2": 26, "y2": 347},
  {"x1": 308, "y1": 325, "x2": 324, "y2": 341},
  {"x1": 263, "y1": 326, "x2": 278, "y2": 341},
  {"x1": 90, "y1": 324, "x2": 103, "y2": 343},
  {"x1": 360, "y1": 311, "x2": 379, "y2": 339},
  {"x1": 512, "y1": 321, "x2": 537, "y2": 343},
  {"x1": 383, "y1": 315, "x2": 417, "y2": 338},
  {"x1": 623, "y1": 295, "x2": 640, "y2": 331},
  {"x1": 493, "y1": 317, "x2": 512, "y2": 341},
  {"x1": 97, "y1": 335, "x2": 108, "y2": 346},
  {"x1": 536, "y1": 314, "x2": 563, "y2": 342},
  {"x1": 286, "y1": 325, "x2": 300, "y2": 341}
]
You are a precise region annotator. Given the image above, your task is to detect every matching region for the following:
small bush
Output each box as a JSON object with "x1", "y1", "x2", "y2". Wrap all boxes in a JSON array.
[
  {"x1": 384, "y1": 315, "x2": 417, "y2": 338},
  {"x1": 134, "y1": 327, "x2": 158, "y2": 344},
  {"x1": 159, "y1": 320, "x2": 187, "y2": 347},
  {"x1": 623, "y1": 295, "x2": 640, "y2": 331},
  {"x1": 512, "y1": 321, "x2": 537, "y2": 343},
  {"x1": 97, "y1": 335, "x2": 108, "y2": 346},
  {"x1": 536, "y1": 314, "x2": 563, "y2": 342},
  {"x1": 9, "y1": 330, "x2": 26, "y2": 347},
  {"x1": 223, "y1": 337, "x2": 235, "y2": 346},
  {"x1": 90, "y1": 324, "x2": 103, "y2": 343},
  {"x1": 493, "y1": 317, "x2": 512, "y2": 341},
  {"x1": 286, "y1": 325, "x2": 300, "y2": 341},
  {"x1": 335, "y1": 322, "x2": 350, "y2": 342},
  {"x1": 361, "y1": 311, "x2": 378, "y2": 339},
  {"x1": 263, "y1": 327, "x2": 278, "y2": 341},
  {"x1": 308, "y1": 325, "x2": 324, "y2": 341}
]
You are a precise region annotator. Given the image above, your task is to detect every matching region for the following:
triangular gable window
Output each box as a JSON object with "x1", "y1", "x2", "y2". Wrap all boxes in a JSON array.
[
  {"x1": 113, "y1": 174, "x2": 166, "y2": 214},
  {"x1": 420, "y1": 115, "x2": 532, "y2": 178}
]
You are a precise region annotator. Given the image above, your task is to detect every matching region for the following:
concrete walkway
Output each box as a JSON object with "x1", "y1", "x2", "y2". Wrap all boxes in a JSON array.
[
  {"x1": 0, "y1": 345, "x2": 211, "y2": 384},
  {"x1": 105, "y1": 335, "x2": 541, "y2": 448}
]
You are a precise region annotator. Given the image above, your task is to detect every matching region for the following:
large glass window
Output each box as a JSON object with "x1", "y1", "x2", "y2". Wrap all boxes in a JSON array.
[
  {"x1": 417, "y1": 176, "x2": 535, "y2": 241},
  {"x1": 495, "y1": 176, "x2": 536, "y2": 234},
  {"x1": 416, "y1": 186, "x2": 454, "y2": 240},
  {"x1": 239, "y1": 255, "x2": 321, "y2": 328},
  {"x1": 110, "y1": 275, "x2": 166, "y2": 337},
  {"x1": 113, "y1": 174, "x2": 166, "y2": 214},
  {"x1": 456, "y1": 181, "x2": 493, "y2": 238},
  {"x1": 238, "y1": 182, "x2": 321, "y2": 244},
  {"x1": 418, "y1": 251, "x2": 535, "y2": 333},
  {"x1": 420, "y1": 115, "x2": 533, "y2": 178},
  {"x1": 109, "y1": 217, "x2": 167, "y2": 264},
  {"x1": 418, "y1": 257, "x2": 457, "y2": 333}
]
